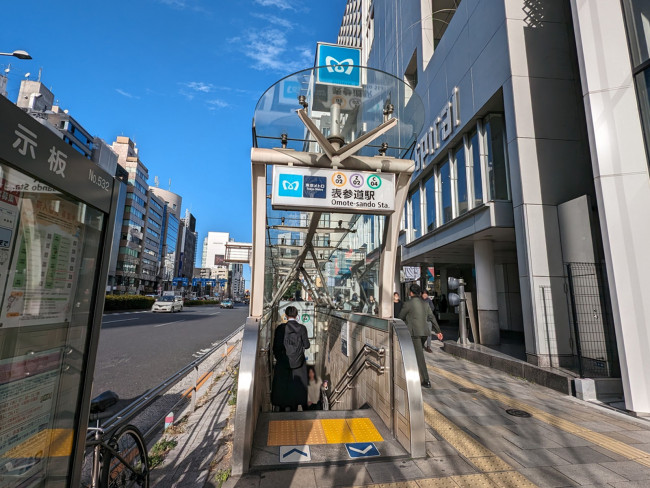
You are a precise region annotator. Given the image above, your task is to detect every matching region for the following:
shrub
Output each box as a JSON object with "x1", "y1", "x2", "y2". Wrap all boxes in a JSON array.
[
  {"x1": 104, "y1": 295, "x2": 155, "y2": 311},
  {"x1": 184, "y1": 300, "x2": 221, "y2": 307}
]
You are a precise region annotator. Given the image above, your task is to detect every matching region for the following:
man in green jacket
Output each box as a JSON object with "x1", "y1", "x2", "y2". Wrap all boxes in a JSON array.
[{"x1": 398, "y1": 284, "x2": 443, "y2": 388}]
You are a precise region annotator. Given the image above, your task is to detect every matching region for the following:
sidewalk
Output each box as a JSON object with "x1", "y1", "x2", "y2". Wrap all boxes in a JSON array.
[
  {"x1": 158, "y1": 340, "x2": 650, "y2": 488},
  {"x1": 149, "y1": 343, "x2": 240, "y2": 488}
]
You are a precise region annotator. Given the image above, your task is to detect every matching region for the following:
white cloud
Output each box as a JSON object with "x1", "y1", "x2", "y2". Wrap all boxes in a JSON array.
[
  {"x1": 179, "y1": 81, "x2": 215, "y2": 100},
  {"x1": 158, "y1": 0, "x2": 208, "y2": 12},
  {"x1": 238, "y1": 28, "x2": 313, "y2": 72},
  {"x1": 251, "y1": 13, "x2": 294, "y2": 29},
  {"x1": 115, "y1": 88, "x2": 139, "y2": 99},
  {"x1": 254, "y1": 0, "x2": 294, "y2": 10},
  {"x1": 206, "y1": 99, "x2": 230, "y2": 109}
]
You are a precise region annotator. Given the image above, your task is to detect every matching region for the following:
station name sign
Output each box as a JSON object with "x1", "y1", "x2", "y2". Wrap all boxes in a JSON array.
[
  {"x1": 413, "y1": 87, "x2": 460, "y2": 172},
  {"x1": 271, "y1": 166, "x2": 395, "y2": 214}
]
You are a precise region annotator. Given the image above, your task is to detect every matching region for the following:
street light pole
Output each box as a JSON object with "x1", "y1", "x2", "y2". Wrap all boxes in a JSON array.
[{"x1": 0, "y1": 50, "x2": 32, "y2": 60}]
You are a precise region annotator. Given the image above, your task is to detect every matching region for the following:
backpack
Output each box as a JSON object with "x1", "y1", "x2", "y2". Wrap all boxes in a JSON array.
[{"x1": 284, "y1": 320, "x2": 305, "y2": 369}]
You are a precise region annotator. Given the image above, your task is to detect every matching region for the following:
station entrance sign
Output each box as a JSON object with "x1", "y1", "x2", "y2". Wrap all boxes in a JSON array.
[{"x1": 271, "y1": 166, "x2": 395, "y2": 214}]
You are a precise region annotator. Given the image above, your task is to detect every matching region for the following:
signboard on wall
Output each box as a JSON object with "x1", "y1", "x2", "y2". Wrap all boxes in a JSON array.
[
  {"x1": 341, "y1": 320, "x2": 350, "y2": 357},
  {"x1": 279, "y1": 300, "x2": 314, "y2": 338},
  {"x1": 272, "y1": 166, "x2": 395, "y2": 214},
  {"x1": 315, "y1": 43, "x2": 361, "y2": 87}
]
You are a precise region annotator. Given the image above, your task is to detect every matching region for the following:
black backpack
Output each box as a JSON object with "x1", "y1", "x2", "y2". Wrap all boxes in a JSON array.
[{"x1": 284, "y1": 320, "x2": 305, "y2": 369}]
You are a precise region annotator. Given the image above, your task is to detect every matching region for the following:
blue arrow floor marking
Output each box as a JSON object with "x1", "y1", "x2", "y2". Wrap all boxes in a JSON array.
[{"x1": 282, "y1": 448, "x2": 308, "y2": 458}]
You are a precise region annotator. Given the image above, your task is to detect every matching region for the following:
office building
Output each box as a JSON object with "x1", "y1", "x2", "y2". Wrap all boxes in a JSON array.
[
  {"x1": 150, "y1": 187, "x2": 183, "y2": 290},
  {"x1": 179, "y1": 210, "x2": 198, "y2": 281},
  {"x1": 336, "y1": 0, "x2": 650, "y2": 414},
  {"x1": 201, "y1": 231, "x2": 245, "y2": 299},
  {"x1": 112, "y1": 136, "x2": 163, "y2": 294}
]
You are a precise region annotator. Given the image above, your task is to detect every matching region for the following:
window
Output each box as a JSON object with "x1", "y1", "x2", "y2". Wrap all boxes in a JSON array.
[
  {"x1": 149, "y1": 209, "x2": 162, "y2": 221},
  {"x1": 469, "y1": 129, "x2": 483, "y2": 207},
  {"x1": 440, "y1": 160, "x2": 452, "y2": 223},
  {"x1": 119, "y1": 246, "x2": 139, "y2": 258},
  {"x1": 147, "y1": 217, "x2": 161, "y2": 230},
  {"x1": 150, "y1": 199, "x2": 164, "y2": 212},
  {"x1": 454, "y1": 143, "x2": 468, "y2": 215},
  {"x1": 484, "y1": 115, "x2": 510, "y2": 201},
  {"x1": 410, "y1": 189, "x2": 422, "y2": 240},
  {"x1": 127, "y1": 193, "x2": 146, "y2": 207},
  {"x1": 125, "y1": 205, "x2": 144, "y2": 219},
  {"x1": 146, "y1": 228, "x2": 160, "y2": 239},
  {"x1": 404, "y1": 50, "x2": 418, "y2": 104},
  {"x1": 622, "y1": 0, "x2": 650, "y2": 172},
  {"x1": 623, "y1": 0, "x2": 650, "y2": 66},
  {"x1": 424, "y1": 172, "x2": 436, "y2": 231},
  {"x1": 432, "y1": 0, "x2": 461, "y2": 48}
]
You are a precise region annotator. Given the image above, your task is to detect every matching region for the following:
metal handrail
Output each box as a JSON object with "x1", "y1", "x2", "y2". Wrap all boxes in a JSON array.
[
  {"x1": 327, "y1": 343, "x2": 385, "y2": 406},
  {"x1": 91, "y1": 324, "x2": 244, "y2": 438}
]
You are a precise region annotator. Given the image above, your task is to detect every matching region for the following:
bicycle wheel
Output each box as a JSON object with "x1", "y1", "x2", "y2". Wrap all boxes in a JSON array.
[{"x1": 100, "y1": 424, "x2": 149, "y2": 488}]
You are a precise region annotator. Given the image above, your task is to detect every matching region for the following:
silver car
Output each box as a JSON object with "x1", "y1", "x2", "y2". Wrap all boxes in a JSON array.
[{"x1": 151, "y1": 296, "x2": 183, "y2": 313}]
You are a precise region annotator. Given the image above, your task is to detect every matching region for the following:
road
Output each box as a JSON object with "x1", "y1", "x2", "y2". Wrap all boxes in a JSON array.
[{"x1": 92, "y1": 304, "x2": 248, "y2": 407}]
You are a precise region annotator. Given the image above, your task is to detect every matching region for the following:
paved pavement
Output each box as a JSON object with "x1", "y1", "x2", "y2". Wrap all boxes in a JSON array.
[
  {"x1": 92, "y1": 304, "x2": 248, "y2": 407},
  {"x1": 153, "y1": 339, "x2": 650, "y2": 488}
]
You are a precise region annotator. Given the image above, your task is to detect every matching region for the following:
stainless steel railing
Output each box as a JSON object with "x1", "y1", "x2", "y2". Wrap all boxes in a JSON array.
[{"x1": 327, "y1": 342, "x2": 386, "y2": 407}]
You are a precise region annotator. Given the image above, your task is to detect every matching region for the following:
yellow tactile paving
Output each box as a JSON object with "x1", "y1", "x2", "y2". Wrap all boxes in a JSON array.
[
  {"x1": 428, "y1": 364, "x2": 650, "y2": 469},
  {"x1": 422, "y1": 403, "x2": 540, "y2": 487},
  {"x1": 347, "y1": 417, "x2": 384, "y2": 442},
  {"x1": 469, "y1": 456, "x2": 513, "y2": 473},
  {"x1": 451, "y1": 474, "x2": 499, "y2": 488},
  {"x1": 267, "y1": 420, "x2": 296, "y2": 446},
  {"x1": 294, "y1": 419, "x2": 327, "y2": 445},
  {"x1": 321, "y1": 418, "x2": 356, "y2": 444},
  {"x1": 416, "y1": 478, "x2": 462, "y2": 488},
  {"x1": 487, "y1": 471, "x2": 539, "y2": 488},
  {"x1": 268, "y1": 417, "x2": 382, "y2": 446}
]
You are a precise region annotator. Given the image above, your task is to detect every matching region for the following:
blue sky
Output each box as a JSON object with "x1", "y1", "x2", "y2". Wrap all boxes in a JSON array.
[{"x1": 1, "y1": 0, "x2": 346, "y2": 283}]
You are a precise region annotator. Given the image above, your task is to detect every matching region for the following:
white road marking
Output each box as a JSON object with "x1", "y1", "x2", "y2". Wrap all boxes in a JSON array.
[
  {"x1": 153, "y1": 320, "x2": 186, "y2": 328},
  {"x1": 103, "y1": 318, "x2": 140, "y2": 324}
]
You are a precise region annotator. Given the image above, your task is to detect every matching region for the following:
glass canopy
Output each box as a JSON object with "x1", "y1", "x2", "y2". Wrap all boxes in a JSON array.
[
  {"x1": 253, "y1": 66, "x2": 424, "y2": 159},
  {"x1": 254, "y1": 66, "x2": 424, "y2": 314}
]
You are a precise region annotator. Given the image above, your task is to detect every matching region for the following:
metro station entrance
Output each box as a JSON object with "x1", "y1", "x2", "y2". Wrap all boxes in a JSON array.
[{"x1": 232, "y1": 56, "x2": 428, "y2": 474}]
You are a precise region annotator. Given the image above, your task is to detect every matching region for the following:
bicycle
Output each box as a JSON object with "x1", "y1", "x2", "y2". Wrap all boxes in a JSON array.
[{"x1": 84, "y1": 390, "x2": 149, "y2": 488}]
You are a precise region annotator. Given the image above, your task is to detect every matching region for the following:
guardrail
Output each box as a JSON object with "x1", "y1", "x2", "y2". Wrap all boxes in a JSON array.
[{"x1": 91, "y1": 324, "x2": 245, "y2": 441}]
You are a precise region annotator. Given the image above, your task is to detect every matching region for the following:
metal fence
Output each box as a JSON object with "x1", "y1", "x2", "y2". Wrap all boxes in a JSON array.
[
  {"x1": 565, "y1": 262, "x2": 619, "y2": 378},
  {"x1": 90, "y1": 324, "x2": 244, "y2": 441}
]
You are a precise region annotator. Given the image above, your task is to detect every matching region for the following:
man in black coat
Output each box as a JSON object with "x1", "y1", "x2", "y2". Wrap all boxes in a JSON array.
[{"x1": 271, "y1": 306, "x2": 310, "y2": 411}]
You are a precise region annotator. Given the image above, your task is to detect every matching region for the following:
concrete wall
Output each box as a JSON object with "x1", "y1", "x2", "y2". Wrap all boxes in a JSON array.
[
  {"x1": 365, "y1": 0, "x2": 598, "y2": 366},
  {"x1": 315, "y1": 311, "x2": 414, "y2": 452},
  {"x1": 570, "y1": 0, "x2": 650, "y2": 414}
]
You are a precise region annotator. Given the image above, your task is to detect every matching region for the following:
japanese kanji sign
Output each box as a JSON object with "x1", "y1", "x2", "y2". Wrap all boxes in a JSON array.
[{"x1": 271, "y1": 166, "x2": 395, "y2": 214}]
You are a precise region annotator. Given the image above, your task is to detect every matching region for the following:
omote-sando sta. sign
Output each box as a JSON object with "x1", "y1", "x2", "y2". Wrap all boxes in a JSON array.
[{"x1": 272, "y1": 166, "x2": 395, "y2": 214}]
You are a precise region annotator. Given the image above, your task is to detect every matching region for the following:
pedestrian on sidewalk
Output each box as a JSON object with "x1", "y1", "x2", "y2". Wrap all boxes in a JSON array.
[
  {"x1": 421, "y1": 290, "x2": 443, "y2": 353},
  {"x1": 399, "y1": 284, "x2": 441, "y2": 388},
  {"x1": 271, "y1": 306, "x2": 310, "y2": 411}
]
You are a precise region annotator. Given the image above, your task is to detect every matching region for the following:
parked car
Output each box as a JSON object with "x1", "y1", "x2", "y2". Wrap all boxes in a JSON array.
[
  {"x1": 151, "y1": 295, "x2": 183, "y2": 313},
  {"x1": 220, "y1": 300, "x2": 233, "y2": 309}
]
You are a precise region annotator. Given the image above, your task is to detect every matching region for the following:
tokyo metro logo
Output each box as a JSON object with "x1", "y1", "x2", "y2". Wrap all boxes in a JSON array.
[
  {"x1": 325, "y1": 56, "x2": 354, "y2": 75},
  {"x1": 278, "y1": 174, "x2": 302, "y2": 197}
]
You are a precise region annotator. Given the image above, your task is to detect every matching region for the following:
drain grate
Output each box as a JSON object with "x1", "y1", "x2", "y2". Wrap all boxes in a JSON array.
[
  {"x1": 459, "y1": 387, "x2": 478, "y2": 393},
  {"x1": 505, "y1": 408, "x2": 532, "y2": 418}
]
